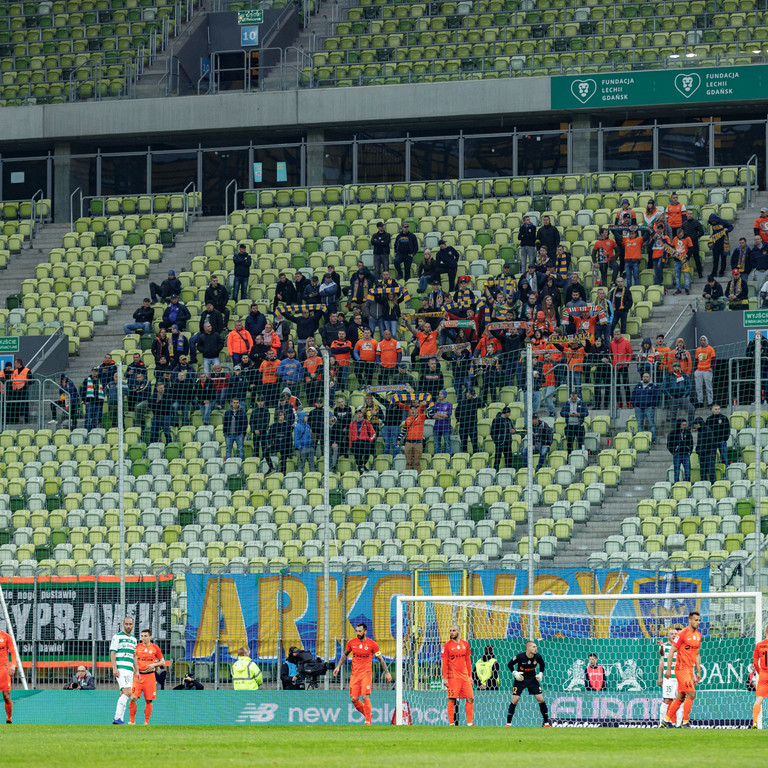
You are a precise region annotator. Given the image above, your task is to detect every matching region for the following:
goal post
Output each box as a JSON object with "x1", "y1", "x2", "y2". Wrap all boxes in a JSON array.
[{"x1": 395, "y1": 591, "x2": 763, "y2": 728}]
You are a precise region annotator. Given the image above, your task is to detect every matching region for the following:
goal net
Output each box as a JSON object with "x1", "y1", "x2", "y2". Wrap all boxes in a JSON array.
[{"x1": 395, "y1": 591, "x2": 763, "y2": 728}]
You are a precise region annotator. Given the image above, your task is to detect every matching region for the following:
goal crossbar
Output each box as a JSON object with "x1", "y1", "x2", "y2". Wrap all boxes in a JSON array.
[{"x1": 394, "y1": 591, "x2": 763, "y2": 725}]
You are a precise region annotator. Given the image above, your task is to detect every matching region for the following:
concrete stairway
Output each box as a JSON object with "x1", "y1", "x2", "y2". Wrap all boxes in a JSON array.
[
  {"x1": 67, "y1": 215, "x2": 225, "y2": 378},
  {"x1": 550, "y1": 445, "x2": 671, "y2": 566},
  {"x1": 0, "y1": 223, "x2": 72, "y2": 312}
]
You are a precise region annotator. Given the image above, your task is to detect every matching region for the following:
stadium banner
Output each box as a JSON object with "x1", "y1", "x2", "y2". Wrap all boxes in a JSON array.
[
  {"x1": 551, "y1": 65, "x2": 767, "y2": 110},
  {"x1": 464, "y1": 638, "x2": 754, "y2": 694},
  {"x1": 0, "y1": 575, "x2": 173, "y2": 662},
  {"x1": 185, "y1": 568, "x2": 709, "y2": 661},
  {"x1": 7, "y1": 690, "x2": 754, "y2": 727}
]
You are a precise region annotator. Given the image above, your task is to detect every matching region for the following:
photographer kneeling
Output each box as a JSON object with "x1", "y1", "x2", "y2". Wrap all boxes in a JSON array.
[{"x1": 281, "y1": 647, "x2": 304, "y2": 691}]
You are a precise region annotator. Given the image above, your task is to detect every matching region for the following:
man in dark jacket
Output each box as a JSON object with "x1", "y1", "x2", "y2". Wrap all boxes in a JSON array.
[
  {"x1": 123, "y1": 297, "x2": 154, "y2": 336},
  {"x1": 490, "y1": 406, "x2": 515, "y2": 470},
  {"x1": 393, "y1": 222, "x2": 419, "y2": 281},
  {"x1": 274, "y1": 272, "x2": 298, "y2": 309},
  {"x1": 267, "y1": 409, "x2": 293, "y2": 473},
  {"x1": 189, "y1": 302, "x2": 224, "y2": 364},
  {"x1": 667, "y1": 418, "x2": 693, "y2": 482},
  {"x1": 682, "y1": 211, "x2": 705, "y2": 278},
  {"x1": 319, "y1": 311, "x2": 345, "y2": 347},
  {"x1": 232, "y1": 244, "x2": 252, "y2": 302},
  {"x1": 149, "y1": 269, "x2": 181, "y2": 303},
  {"x1": 694, "y1": 416, "x2": 717, "y2": 483},
  {"x1": 171, "y1": 369, "x2": 195, "y2": 426},
  {"x1": 435, "y1": 239, "x2": 461, "y2": 292},
  {"x1": 456, "y1": 388, "x2": 481, "y2": 454},
  {"x1": 223, "y1": 397, "x2": 248, "y2": 459},
  {"x1": 160, "y1": 295, "x2": 191, "y2": 331},
  {"x1": 536, "y1": 215, "x2": 560, "y2": 256},
  {"x1": 518, "y1": 214, "x2": 537, "y2": 271},
  {"x1": 632, "y1": 371, "x2": 660, "y2": 442},
  {"x1": 560, "y1": 391, "x2": 589, "y2": 452},
  {"x1": 609, "y1": 276, "x2": 633, "y2": 334},
  {"x1": 282, "y1": 306, "x2": 325, "y2": 356},
  {"x1": 250, "y1": 393, "x2": 271, "y2": 458},
  {"x1": 244, "y1": 303, "x2": 266, "y2": 341},
  {"x1": 748, "y1": 234, "x2": 768, "y2": 289},
  {"x1": 194, "y1": 322, "x2": 225, "y2": 374},
  {"x1": 725, "y1": 268, "x2": 749, "y2": 310},
  {"x1": 149, "y1": 381, "x2": 173, "y2": 443},
  {"x1": 523, "y1": 414, "x2": 553, "y2": 469},
  {"x1": 706, "y1": 403, "x2": 730, "y2": 467},
  {"x1": 371, "y1": 221, "x2": 392, "y2": 278},
  {"x1": 204, "y1": 275, "x2": 230, "y2": 325},
  {"x1": 702, "y1": 275, "x2": 725, "y2": 311}
]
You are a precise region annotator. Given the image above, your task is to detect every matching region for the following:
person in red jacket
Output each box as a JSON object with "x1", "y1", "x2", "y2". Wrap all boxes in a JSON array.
[
  {"x1": 610, "y1": 327, "x2": 633, "y2": 408},
  {"x1": 348, "y1": 408, "x2": 376, "y2": 472}
]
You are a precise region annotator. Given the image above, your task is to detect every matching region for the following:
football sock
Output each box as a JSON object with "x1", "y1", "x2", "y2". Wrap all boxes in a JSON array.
[
  {"x1": 363, "y1": 699, "x2": 372, "y2": 723},
  {"x1": 115, "y1": 694, "x2": 129, "y2": 721},
  {"x1": 447, "y1": 700, "x2": 455, "y2": 725},
  {"x1": 144, "y1": 702, "x2": 153, "y2": 724},
  {"x1": 682, "y1": 698, "x2": 693, "y2": 722},
  {"x1": 665, "y1": 698, "x2": 682, "y2": 722},
  {"x1": 352, "y1": 700, "x2": 365, "y2": 715},
  {"x1": 4, "y1": 699, "x2": 12, "y2": 721},
  {"x1": 539, "y1": 702, "x2": 549, "y2": 724},
  {"x1": 659, "y1": 702, "x2": 668, "y2": 724},
  {"x1": 506, "y1": 701, "x2": 517, "y2": 724},
  {"x1": 753, "y1": 702, "x2": 761, "y2": 724},
  {"x1": 128, "y1": 700, "x2": 137, "y2": 724},
  {"x1": 465, "y1": 701, "x2": 473, "y2": 726},
  {"x1": 676, "y1": 706, "x2": 684, "y2": 727}
]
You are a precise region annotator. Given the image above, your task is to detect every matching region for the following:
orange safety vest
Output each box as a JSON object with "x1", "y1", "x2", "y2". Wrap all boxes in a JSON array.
[{"x1": 10, "y1": 367, "x2": 29, "y2": 390}]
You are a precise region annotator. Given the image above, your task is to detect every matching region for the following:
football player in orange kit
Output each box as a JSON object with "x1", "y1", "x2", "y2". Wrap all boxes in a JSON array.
[
  {"x1": 751, "y1": 624, "x2": 768, "y2": 728},
  {"x1": 129, "y1": 629, "x2": 165, "y2": 725},
  {"x1": 333, "y1": 623, "x2": 392, "y2": 725},
  {"x1": 0, "y1": 629, "x2": 17, "y2": 723},
  {"x1": 663, "y1": 611, "x2": 702, "y2": 728},
  {"x1": 442, "y1": 624, "x2": 473, "y2": 727}
]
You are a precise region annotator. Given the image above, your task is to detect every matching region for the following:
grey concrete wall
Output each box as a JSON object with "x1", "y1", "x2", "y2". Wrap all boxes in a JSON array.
[{"x1": 0, "y1": 77, "x2": 552, "y2": 146}]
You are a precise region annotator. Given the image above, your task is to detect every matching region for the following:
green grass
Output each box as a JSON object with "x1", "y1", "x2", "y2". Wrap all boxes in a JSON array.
[{"x1": 1, "y1": 726, "x2": 763, "y2": 767}]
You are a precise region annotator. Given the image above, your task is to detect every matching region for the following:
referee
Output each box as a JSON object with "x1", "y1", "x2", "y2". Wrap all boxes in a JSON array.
[{"x1": 506, "y1": 641, "x2": 551, "y2": 727}]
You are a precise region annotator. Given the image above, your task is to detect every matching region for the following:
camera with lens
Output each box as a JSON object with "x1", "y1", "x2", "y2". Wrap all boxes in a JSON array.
[{"x1": 294, "y1": 649, "x2": 335, "y2": 689}]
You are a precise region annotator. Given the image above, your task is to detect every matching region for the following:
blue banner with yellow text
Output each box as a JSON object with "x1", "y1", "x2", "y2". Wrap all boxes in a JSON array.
[{"x1": 185, "y1": 568, "x2": 709, "y2": 662}]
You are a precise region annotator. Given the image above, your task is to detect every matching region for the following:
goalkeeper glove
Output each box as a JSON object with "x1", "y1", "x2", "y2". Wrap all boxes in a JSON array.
[
  {"x1": 513, "y1": 671, "x2": 524, "y2": 681},
  {"x1": 536, "y1": 673, "x2": 543, "y2": 683}
]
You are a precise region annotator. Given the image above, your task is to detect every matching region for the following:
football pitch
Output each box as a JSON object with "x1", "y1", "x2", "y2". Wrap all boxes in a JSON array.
[{"x1": 1, "y1": 726, "x2": 762, "y2": 767}]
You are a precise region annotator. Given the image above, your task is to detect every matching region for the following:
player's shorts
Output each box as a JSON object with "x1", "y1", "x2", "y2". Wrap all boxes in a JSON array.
[
  {"x1": 117, "y1": 671, "x2": 134, "y2": 690},
  {"x1": 349, "y1": 671, "x2": 372, "y2": 698},
  {"x1": 662, "y1": 677, "x2": 678, "y2": 699},
  {"x1": 131, "y1": 672, "x2": 157, "y2": 701},
  {"x1": 675, "y1": 669, "x2": 695, "y2": 694},
  {"x1": 446, "y1": 678, "x2": 473, "y2": 700},
  {"x1": 512, "y1": 678, "x2": 542, "y2": 697},
  {"x1": 0, "y1": 667, "x2": 11, "y2": 693}
]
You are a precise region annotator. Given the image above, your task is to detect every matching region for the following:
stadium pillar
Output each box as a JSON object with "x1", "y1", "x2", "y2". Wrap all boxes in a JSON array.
[
  {"x1": 570, "y1": 116, "x2": 594, "y2": 175},
  {"x1": 306, "y1": 129, "x2": 324, "y2": 187},
  {"x1": 53, "y1": 142, "x2": 72, "y2": 224}
]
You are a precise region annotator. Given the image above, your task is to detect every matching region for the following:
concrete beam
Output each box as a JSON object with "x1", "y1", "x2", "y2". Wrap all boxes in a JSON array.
[{"x1": 0, "y1": 77, "x2": 552, "y2": 147}]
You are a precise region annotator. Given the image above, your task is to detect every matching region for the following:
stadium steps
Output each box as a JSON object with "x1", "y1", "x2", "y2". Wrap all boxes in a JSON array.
[
  {"x1": 134, "y1": 9, "x2": 210, "y2": 100},
  {"x1": 548, "y1": 445, "x2": 673, "y2": 566},
  {"x1": 0, "y1": 222, "x2": 70, "y2": 311},
  {"x1": 67, "y1": 214, "x2": 225, "y2": 377}
]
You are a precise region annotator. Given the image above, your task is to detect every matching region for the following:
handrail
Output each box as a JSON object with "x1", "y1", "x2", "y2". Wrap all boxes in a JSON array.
[
  {"x1": 224, "y1": 179, "x2": 238, "y2": 225},
  {"x1": 26, "y1": 326, "x2": 64, "y2": 374},
  {"x1": 69, "y1": 186, "x2": 83, "y2": 232},
  {"x1": 664, "y1": 302, "x2": 695, "y2": 341},
  {"x1": 183, "y1": 181, "x2": 198, "y2": 217},
  {"x1": 745, "y1": 153, "x2": 758, "y2": 210},
  {"x1": 29, "y1": 188, "x2": 44, "y2": 239}
]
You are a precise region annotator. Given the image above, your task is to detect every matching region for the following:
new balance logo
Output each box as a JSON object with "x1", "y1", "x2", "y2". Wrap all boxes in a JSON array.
[{"x1": 236, "y1": 703, "x2": 278, "y2": 723}]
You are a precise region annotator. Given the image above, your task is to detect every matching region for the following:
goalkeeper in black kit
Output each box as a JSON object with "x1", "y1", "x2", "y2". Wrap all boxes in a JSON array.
[{"x1": 506, "y1": 641, "x2": 551, "y2": 727}]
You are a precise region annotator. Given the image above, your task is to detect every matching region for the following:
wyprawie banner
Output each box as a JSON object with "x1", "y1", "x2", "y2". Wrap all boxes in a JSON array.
[{"x1": 0, "y1": 576, "x2": 173, "y2": 661}]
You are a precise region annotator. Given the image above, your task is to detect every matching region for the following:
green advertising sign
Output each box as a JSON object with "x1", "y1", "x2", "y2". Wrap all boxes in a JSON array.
[
  {"x1": 743, "y1": 309, "x2": 768, "y2": 328},
  {"x1": 551, "y1": 65, "x2": 767, "y2": 110},
  {"x1": 237, "y1": 9, "x2": 263, "y2": 24},
  {"x1": 10, "y1": 690, "x2": 755, "y2": 727},
  {"x1": 0, "y1": 336, "x2": 19, "y2": 353}
]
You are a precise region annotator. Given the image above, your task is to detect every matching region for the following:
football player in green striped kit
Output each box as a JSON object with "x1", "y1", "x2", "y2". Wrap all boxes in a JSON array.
[{"x1": 110, "y1": 616, "x2": 138, "y2": 725}]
